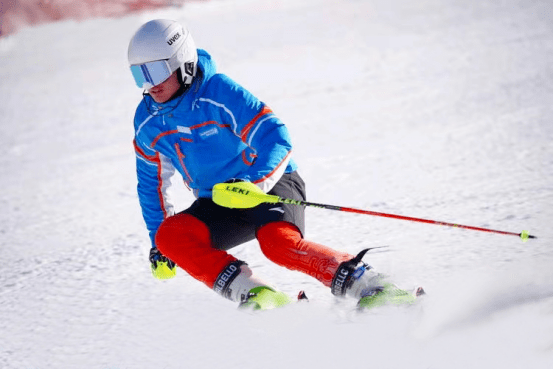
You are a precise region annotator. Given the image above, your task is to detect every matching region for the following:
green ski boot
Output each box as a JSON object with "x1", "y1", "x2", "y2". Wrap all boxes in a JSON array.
[
  {"x1": 331, "y1": 248, "x2": 424, "y2": 310},
  {"x1": 239, "y1": 286, "x2": 292, "y2": 311},
  {"x1": 357, "y1": 283, "x2": 419, "y2": 310}
]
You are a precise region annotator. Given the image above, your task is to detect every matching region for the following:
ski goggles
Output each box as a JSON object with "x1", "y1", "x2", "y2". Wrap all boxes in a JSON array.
[{"x1": 130, "y1": 59, "x2": 172, "y2": 89}]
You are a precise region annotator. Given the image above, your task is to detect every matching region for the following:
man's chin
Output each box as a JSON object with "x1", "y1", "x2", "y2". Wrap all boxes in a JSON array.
[{"x1": 151, "y1": 94, "x2": 168, "y2": 103}]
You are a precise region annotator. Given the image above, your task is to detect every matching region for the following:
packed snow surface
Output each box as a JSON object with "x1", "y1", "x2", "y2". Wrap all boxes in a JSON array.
[{"x1": 1, "y1": 0, "x2": 552, "y2": 368}]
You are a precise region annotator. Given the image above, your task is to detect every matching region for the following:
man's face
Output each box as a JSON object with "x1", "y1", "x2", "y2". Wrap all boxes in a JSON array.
[{"x1": 148, "y1": 71, "x2": 181, "y2": 103}]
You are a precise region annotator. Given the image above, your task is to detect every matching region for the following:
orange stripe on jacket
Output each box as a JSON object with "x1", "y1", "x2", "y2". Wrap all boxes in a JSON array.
[
  {"x1": 242, "y1": 151, "x2": 258, "y2": 166},
  {"x1": 150, "y1": 129, "x2": 179, "y2": 148},
  {"x1": 240, "y1": 106, "x2": 273, "y2": 143},
  {"x1": 134, "y1": 139, "x2": 157, "y2": 161},
  {"x1": 154, "y1": 152, "x2": 170, "y2": 219},
  {"x1": 190, "y1": 121, "x2": 231, "y2": 130},
  {"x1": 134, "y1": 140, "x2": 170, "y2": 219},
  {"x1": 174, "y1": 143, "x2": 193, "y2": 183}
]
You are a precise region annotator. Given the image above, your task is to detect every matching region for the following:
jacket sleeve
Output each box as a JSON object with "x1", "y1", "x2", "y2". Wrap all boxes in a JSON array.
[
  {"x1": 212, "y1": 75, "x2": 295, "y2": 193},
  {"x1": 134, "y1": 139, "x2": 175, "y2": 247},
  {"x1": 238, "y1": 106, "x2": 293, "y2": 193}
]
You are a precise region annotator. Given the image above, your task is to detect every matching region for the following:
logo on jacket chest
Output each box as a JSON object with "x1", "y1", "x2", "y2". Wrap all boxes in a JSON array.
[{"x1": 199, "y1": 127, "x2": 218, "y2": 139}]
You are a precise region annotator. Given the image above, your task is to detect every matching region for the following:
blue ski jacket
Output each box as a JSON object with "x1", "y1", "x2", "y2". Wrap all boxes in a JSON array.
[{"x1": 133, "y1": 49, "x2": 298, "y2": 247}]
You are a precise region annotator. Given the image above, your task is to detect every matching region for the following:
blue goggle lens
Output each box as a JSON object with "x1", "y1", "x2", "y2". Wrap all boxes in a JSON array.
[{"x1": 130, "y1": 60, "x2": 172, "y2": 89}]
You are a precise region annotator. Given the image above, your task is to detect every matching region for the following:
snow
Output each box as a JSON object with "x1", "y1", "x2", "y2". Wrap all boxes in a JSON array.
[{"x1": 1, "y1": 0, "x2": 553, "y2": 367}]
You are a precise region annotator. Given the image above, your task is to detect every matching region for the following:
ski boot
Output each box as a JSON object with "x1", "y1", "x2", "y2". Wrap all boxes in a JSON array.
[
  {"x1": 213, "y1": 261, "x2": 292, "y2": 311},
  {"x1": 239, "y1": 286, "x2": 292, "y2": 310},
  {"x1": 357, "y1": 283, "x2": 419, "y2": 309},
  {"x1": 331, "y1": 249, "x2": 420, "y2": 309}
]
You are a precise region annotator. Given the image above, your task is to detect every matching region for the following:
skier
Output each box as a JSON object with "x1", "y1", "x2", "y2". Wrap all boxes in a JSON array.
[{"x1": 128, "y1": 19, "x2": 415, "y2": 310}]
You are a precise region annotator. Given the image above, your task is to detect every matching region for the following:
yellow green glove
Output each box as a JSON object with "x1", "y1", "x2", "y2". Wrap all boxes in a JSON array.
[{"x1": 149, "y1": 247, "x2": 177, "y2": 280}]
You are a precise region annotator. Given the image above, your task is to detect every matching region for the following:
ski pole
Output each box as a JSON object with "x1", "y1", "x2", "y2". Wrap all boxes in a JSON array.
[{"x1": 212, "y1": 182, "x2": 537, "y2": 242}]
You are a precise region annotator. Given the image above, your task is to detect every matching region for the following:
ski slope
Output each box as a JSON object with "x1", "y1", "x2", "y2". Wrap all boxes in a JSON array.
[{"x1": 1, "y1": 0, "x2": 553, "y2": 367}]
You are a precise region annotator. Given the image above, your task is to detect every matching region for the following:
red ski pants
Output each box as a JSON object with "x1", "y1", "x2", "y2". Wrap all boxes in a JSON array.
[{"x1": 155, "y1": 213, "x2": 353, "y2": 288}]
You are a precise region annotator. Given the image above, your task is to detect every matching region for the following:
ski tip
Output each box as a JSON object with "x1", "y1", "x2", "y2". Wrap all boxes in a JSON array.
[
  {"x1": 415, "y1": 287, "x2": 426, "y2": 297},
  {"x1": 297, "y1": 290, "x2": 309, "y2": 302}
]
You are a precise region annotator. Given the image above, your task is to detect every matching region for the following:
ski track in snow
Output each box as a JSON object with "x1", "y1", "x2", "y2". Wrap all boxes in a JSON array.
[{"x1": 1, "y1": 0, "x2": 553, "y2": 368}]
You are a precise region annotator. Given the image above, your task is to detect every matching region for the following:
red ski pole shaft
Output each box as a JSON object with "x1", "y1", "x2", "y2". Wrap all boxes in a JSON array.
[{"x1": 278, "y1": 198, "x2": 537, "y2": 241}]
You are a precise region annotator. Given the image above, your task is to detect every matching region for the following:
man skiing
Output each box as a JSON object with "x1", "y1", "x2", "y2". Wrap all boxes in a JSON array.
[{"x1": 128, "y1": 19, "x2": 415, "y2": 310}]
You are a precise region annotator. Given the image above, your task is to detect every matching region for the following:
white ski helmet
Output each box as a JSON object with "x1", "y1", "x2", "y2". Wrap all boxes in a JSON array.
[{"x1": 128, "y1": 19, "x2": 198, "y2": 89}]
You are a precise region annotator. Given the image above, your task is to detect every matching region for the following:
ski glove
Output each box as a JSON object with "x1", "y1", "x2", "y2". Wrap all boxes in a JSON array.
[{"x1": 149, "y1": 247, "x2": 177, "y2": 280}]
